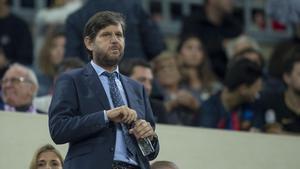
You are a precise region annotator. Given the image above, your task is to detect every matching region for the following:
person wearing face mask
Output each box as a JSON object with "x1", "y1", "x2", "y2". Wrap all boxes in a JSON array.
[{"x1": 29, "y1": 144, "x2": 63, "y2": 169}]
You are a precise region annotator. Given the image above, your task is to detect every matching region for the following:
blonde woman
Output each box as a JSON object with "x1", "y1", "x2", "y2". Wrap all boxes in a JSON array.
[{"x1": 29, "y1": 144, "x2": 63, "y2": 169}]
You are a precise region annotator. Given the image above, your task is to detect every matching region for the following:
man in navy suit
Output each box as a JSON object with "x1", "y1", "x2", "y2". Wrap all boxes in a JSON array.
[{"x1": 48, "y1": 11, "x2": 159, "y2": 169}]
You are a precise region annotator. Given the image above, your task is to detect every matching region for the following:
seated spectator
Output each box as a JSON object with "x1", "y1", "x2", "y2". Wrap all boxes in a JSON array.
[
  {"x1": 259, "y1": 48, "x2": 300, "y2": 134},
  {"x1": 176, "y1": 35, "x2": 222, "y2": 101},
  {"x1": 266, "y1": 44, "x2": 300, "y2": 94},
  {"x1": 34, "y1": 0, "x2": 83, "y2": 57},
  {"x1": 197, "y1": 58, "x2": 263, "y2": 131},
  {"x1": 232, "y1": 48, "x2": 275, "y2": 96},
  {"x1": 152, "y1": 52, "x2": 200, "y2": 126},
  {"x1": 34, "y1": 58, "x2": 85, "y2": 113},
  {"x1": 0, "y1": 0, "x2": 33, "y2": 66},
  {"x1": 151, "y1": 161, "x2": 179, "y2": 169},
  {"x1": 35, "y1": 30, "x2": 66, "y2": 96},
  {"x1": 180, "y1": 0, "x2": 243, "y2": 80},
  {"x1": 29, "y1": 144, "x2": 63, "y2": 169},
  {"x1": 1, "y1": 63, "x2": 43, "y2": 114},
  {"x1": 120, "y1": 58, "x2": 168, "y2": 123}
]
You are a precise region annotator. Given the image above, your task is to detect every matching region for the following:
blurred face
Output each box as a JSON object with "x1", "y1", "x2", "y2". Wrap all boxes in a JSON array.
[
  {"x1": 243, "y1": 52, "x2": 262, "y2": 66},
  {"x1": 37, "y1": 151, "x2": 62, "y2": 169},
  {"x1": 1, "y1": 67, "x2": 36, "y2": 107},
  {"x1": 155, "y1": 57, "x2": 181, "y2": 87},
  {"x1": 284, "y1": 62, "x2": 300, "y2": 95},
  {"x1": 50, "y1": 36, "x2": 65, "y2": 65},
  {"x1": 130, "y1": 66, "x2": 153, "y2": 95},
  {"x1": 85, "y1": 24, "x2": 125, "y2": 69},
  {"x1": 179, "y1": 37, "x2": 205, "y2": 67},
  {"x1": 240, "y1": 78, "x2": 262, "y2": 103}
]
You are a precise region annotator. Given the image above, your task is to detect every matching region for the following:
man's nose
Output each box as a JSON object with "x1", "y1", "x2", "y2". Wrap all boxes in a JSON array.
[{"x1": 110, "y1": 34, "x2": 118, "y2": 42}]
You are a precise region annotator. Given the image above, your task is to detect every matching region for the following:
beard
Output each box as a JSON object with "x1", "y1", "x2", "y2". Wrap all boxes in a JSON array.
[
  {"x1": 93, "y1": 47, "x2": 124, "y2": 68},
  {"x1": 292, "y1": 87, "x2": 300, "y2": 97}
]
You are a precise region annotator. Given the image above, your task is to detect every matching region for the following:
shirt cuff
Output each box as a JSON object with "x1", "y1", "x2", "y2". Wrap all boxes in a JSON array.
[{"x1": 103, "y1": 110, "x2": 109, "y2": 123}]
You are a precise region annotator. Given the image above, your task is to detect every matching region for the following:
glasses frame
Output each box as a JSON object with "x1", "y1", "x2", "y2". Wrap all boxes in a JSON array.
[{"x1": 1, "y1": 77, "x2": 33, "y2": 86}]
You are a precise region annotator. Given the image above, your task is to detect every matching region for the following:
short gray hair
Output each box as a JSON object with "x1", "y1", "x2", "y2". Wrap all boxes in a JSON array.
[{"x1": 9, "y1": 63, "x2": 39, "y2": 96}]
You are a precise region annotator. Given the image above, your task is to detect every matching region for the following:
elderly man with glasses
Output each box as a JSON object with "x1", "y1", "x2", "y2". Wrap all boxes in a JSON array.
[{"x1": 0, "y1": 63, "x2": 44, "y2": 114}]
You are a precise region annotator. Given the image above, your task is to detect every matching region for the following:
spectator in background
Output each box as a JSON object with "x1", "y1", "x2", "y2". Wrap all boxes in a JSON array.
[
  {"x1": 152, "y1": 52, "x2": 200, "y2": 126},
  {"x1": 267, "y1": 44, "x2": 300, "y2": 94},
  {"x1": 34, "y1": 0, "x2": 83, "y2": 58},
  {"x1": 180, "y1": 0, "x2": 242, "y2": 80},
  {"x1": 65, "y1": 0, "x2": 165, "y2": 62},
  {"x1": 225, "y1": 35, "x2": 260, "y2": 60},
  {"x1": 266, "y1": 0, "x2": 300, "y2": 93},
  {"x1": 120, "y1": 58, "x2": 168, "y2": 123},
  {"x1": 197, "y1": 58, "x2": 263, "y2": 131},
  {"x1": 259, "y1": 48, "x2": 300, "y2": 134},
  {"x1": 29, "y1": 144, "x2": 63, "y2": 169},
  {"x1": 151, "y1": 161, "x2": 179, "y2": 169},
  {"x1": 0, "y1": 0, "x2": 33, "y2": 66},
  {"x1": 233, "y1": 48, "x2": 265, "y2": 69},
  {"x1": 35, "y1": 29, "x2": 66, "y2": 96},
  {"x1": 176, "y1": 35, "x2": 222, "y2": 101},
  {"x1": 34, "y1": 57, "x2": 85, "y2": 113},
  {"x1": 0, "y1": 63, "x2": 43, "y2": 114}
]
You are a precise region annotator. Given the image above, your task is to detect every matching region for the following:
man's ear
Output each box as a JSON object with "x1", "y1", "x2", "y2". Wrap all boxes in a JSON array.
[
  {"x1": 30, "y1": 83, "x2": 38, "y2": 97},
  {"x1": 84, "y1": 37, "x2": 93, "y2": 51}
]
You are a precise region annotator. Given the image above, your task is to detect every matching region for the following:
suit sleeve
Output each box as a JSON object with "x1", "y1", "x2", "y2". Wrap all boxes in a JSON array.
[
  {"x1": 48, "y1": 73, "x2": 108, "y2": 144},
  {"x1": 142, "y1": 87, "x2": 160, "y2": 160}
]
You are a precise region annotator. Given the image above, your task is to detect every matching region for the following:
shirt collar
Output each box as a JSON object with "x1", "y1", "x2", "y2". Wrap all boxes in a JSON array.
[{"x1": 90, "y1": 60, "x2": 120, "y2": 79}]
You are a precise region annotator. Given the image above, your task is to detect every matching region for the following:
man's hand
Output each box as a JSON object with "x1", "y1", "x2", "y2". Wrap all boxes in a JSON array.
[
  {"x1": 106, "y1": 105, "x2": 137, "y2": 124},
  {"x1": 129, "y1": 119, "x2": 155, "y2": 140}
]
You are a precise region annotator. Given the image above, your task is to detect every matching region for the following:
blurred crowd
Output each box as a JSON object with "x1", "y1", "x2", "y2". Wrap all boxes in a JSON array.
[
  {"x1": 1, "y1": 0, "x2": 300, "y2": 139},
  {"x1": 2, "y1": 0, "x2": 300, "y2": 168}
]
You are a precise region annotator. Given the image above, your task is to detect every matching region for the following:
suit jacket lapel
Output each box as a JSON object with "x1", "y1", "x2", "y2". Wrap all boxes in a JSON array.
[
  {"x1": 120, "y1": 75, "x2": 143, "y2": 119},
  {"x1": 84, "y1": 63, "x2": 111, "y2": 110}
]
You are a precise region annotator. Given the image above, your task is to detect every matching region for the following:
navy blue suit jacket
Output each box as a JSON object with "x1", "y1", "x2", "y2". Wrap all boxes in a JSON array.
[{"x1": 48, "y1": 63, "x2": 159, "y2": 169}]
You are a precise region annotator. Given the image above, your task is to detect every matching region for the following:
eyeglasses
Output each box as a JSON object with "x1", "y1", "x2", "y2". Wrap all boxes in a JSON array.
[{"x1": 1, "y1": 77, "x2": 32, "y2": 86}]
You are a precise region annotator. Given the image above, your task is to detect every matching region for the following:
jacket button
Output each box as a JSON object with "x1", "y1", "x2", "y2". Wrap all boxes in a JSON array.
[{"x1": 110, "y1": 147, "x2": 114, "y2": 152}]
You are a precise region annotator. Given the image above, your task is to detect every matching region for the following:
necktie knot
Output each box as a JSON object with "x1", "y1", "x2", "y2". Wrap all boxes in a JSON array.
[{"x1": 102, "y1": 71, "x2": 117, "y2": 80}]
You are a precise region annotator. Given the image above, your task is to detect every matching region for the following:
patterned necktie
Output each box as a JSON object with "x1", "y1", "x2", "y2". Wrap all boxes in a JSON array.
[{"x1": 102, "y1": 71, "x2": 137, "y2": 156}]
